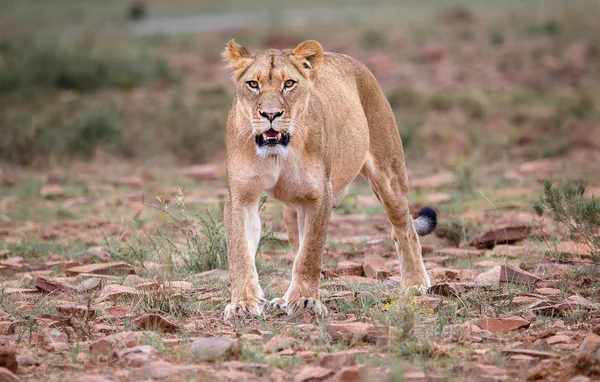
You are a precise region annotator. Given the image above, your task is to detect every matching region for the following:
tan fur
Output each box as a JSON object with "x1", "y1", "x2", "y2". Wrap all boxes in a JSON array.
[{"x1": 222, "y1": 39, "x2": 430, "y2": 320}]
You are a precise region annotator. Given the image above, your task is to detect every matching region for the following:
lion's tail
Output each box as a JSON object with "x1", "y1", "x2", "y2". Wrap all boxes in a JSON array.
[{"x1": 414, "y1": 206, "x2": 437, "y2": 236}]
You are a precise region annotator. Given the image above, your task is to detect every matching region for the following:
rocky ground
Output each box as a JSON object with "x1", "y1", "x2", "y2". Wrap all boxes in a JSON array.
[{"x1": 0, "y1": 158, "x2": 599, "y2": 382}]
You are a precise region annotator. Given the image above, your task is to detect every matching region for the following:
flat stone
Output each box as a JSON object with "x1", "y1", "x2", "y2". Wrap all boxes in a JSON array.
[
  {"x1": 35, "y1": 276, "x2": 78, "y2": 294},
  {"x1": 66, "y1": 262, "x2": 135, "y2": 277},
  {"x1": 115, "y1": 345, "x2": 159, "y2": 367},
  {"x1": 536, "y1": 288, "x2": 561, "y2": 296},
  {"x1": 499, "y1": 264, "x2": 541, "y2": 285},
  {"x1": 500, "y1": 348, "x2": 558, "y2": 358},
  {"x1": 477, "y1": 317, "x2": 530, "y2": 333},
  {"x1": 293, "y1": 366, "x2": 335, "y2": 382},
  {"x1": 95, "y1": 284, "x2": 141, "y2": 303},
  {"x1": 187, "y1": 337, "x2": 240, "y2": 362},
  {"x1": 132, "y1": 314, "x2": 179, "y2": 333},
  {"x1": 362, "y1": 256, "x2": 390, "y2": 280},
  {"x1": 546, "y1": 335, "x2": 571, "y2": 345},
  {"x1": 469, "y1": 226, "x2": 531, "y2": 249}
]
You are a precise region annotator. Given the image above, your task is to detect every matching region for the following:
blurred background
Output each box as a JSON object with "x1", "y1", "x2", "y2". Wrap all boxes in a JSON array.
[
  {"x1": 1, "y1": 0, "x2": 599, "y2": 172},
  {"x1": 1, "y1": 0, "x2": 600, "y2": 237}
]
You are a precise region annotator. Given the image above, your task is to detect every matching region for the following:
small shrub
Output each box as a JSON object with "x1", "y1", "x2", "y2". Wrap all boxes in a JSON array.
[
  {"x1": 533, "y1": 180, "x2": 600, "y2": 260},
  {"x1": 527, "y1": 19, "x2": 562, "y2": 37},
  {"x1": 489, "y1": 29, "x2": 505, "y2": 46},
  {"x1": 0, "y1": 101, "x2": 124, "y2": 165},
  {"x1": 387, "y1": 87, "x2": 426, "y2": 111},
  {"x1": 183, "y1": 212, "x2": 229, "y2": 273},
  {"x1": 434, "y1": 217, "x2": 479, "y2": 247},
  {"x1": 453, "y1": 161, "x2": 479, "y2": 194},
  {"x1": 0, "y1": 39, "x2": 174, "y2": 95},
  {"x1": 359, "y1": 29, "x2": 387, "y2": 49}
]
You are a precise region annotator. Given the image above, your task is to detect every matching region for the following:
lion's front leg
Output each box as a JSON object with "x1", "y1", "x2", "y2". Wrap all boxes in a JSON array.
[
  {"x1": 273, "y1": 186, "x2": 332, "y2": 317},
  {"x1": 223, "y1": 195, "x2": 266, "y2": 321}
]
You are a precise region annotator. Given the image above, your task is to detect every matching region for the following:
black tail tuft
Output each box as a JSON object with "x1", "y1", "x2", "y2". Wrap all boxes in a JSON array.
[{"x1": 414, "y1": 206, "x2": 437, "y2": 236}]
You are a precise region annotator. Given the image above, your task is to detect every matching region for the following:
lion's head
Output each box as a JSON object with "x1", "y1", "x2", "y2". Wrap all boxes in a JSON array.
[{"x1": 223, "y1": 39, "x2": 324, "y2": 157}]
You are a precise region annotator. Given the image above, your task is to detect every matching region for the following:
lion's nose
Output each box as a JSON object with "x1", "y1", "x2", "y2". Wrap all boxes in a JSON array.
[{"x1": 259, "y1": 110, "x2": 283, "y2": 122}]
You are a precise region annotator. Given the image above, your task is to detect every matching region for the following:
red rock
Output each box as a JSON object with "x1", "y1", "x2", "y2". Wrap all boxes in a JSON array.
[
  {"x1": 499, "y1": 264, "x2": 541, "y2": 285},
  {"x1": 336, "y1": 365, "x2": 364, "y2": 382},
  {"x1": 579, "y1": 332, "x2": 600, "y2": 355},
  {"x1": 132, "y1": 314, "x2": 179, "y2": 333},
  {"x1": 546, "y1": 335, "x2": 571, "y2": 345},
  {"x1": 362, "y1": 256, "x2": 390, "y2": 280},
  {"x1": 536, "y1": 288, "x2": 561, "y2": 296},
  {"x1": 469, "y1": 226, "x2": 531, "y2": 249},
  {"x1": 592, "y1": 324, "x2": 600, "y2": 336},
  {"x1": 95, "y1": 284, "x2": 141, "y2": 303},
  {"x1": 66, "y1": 262, "x2": 135, "y2": 277},
  {"x1": 294, "y1": 366, "x2": 335, "y2": 382},
  {"x1": 264, "y1": 335, "x2": 296, "y2": 354},
  {"x1": 35, "y1": 276, "x2": 77, "y2": 294},
  {"x1": 0, "y1": 367, "x2": 20, "y2": 382},
  {"x1": 500, "y1": 348, "x2": 558, "y2": 358},
  {"x1": 477, "y1": 317, "x2": 530, "y2": 333},
  {"x1": 315, "y1": 352, "x2": 356, "y2": 369},
  {"x1": 554, "y1": 242, "x2": 591, "y2": 259},
  {"x1": 0, "y1": 350, "x2": 17, "y2": 373}
]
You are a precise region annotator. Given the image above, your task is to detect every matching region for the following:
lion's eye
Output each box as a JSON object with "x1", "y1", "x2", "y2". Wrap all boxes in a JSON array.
[
  {"x1": 247, "y1": 81, "x2": 259, "y2": 89},
  {"x1": 284, "y1": 80, "x2": 296, "y2": 89}
]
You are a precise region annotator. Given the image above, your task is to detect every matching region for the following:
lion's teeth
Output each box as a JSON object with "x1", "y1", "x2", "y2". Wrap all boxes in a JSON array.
[
  {"x1": 262, "y1": 133, "x2": 268, "y2": 140},
  {"x1": 277, "y1": 132, "x2": 282, "y2": 140}
]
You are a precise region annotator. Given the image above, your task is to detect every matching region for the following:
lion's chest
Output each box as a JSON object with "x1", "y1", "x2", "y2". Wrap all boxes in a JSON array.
[{"x1": 263, "y1": 157, "x2": 325, "y2": 204}]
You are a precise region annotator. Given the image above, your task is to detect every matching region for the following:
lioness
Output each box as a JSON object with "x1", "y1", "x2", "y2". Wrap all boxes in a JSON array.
[{"x1": 222, "y1": 39, "x2": 437, "y2": 320}]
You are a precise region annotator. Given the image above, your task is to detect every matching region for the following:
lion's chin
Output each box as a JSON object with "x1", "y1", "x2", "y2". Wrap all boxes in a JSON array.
[{"x1": 256, "y1": 144, "x2": 289, "y2": 159}]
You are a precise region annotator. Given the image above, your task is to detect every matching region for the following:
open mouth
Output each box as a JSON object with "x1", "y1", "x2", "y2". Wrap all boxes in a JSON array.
[{"x1": 255, "y1": 128, "x2": 290, "y2": 147}]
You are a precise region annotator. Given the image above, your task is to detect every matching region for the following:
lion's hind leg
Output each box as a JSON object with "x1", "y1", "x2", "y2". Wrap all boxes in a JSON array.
[{"x1": 360, "y1": 154, "x2": 431, "y2": 291}]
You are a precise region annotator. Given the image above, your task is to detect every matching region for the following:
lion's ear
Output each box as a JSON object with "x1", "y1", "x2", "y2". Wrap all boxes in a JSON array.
[
  {"x1": 292, "y1": 40, "x2": 324, "y2": 79},
  {"x1": 222, "y1": 39, "x2": 252, "y2": 81}
]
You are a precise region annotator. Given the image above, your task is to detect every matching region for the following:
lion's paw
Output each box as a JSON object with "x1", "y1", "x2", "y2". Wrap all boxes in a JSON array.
[
  {"x1": 267, "y1": 297, "x2": 287, "y2": 312},
  {"x1": 223, "y1": 299, "x2": 263, "y2": 321},
  {"x1": 286, "y1": 297, "x2": 328, "y2": 317}
]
